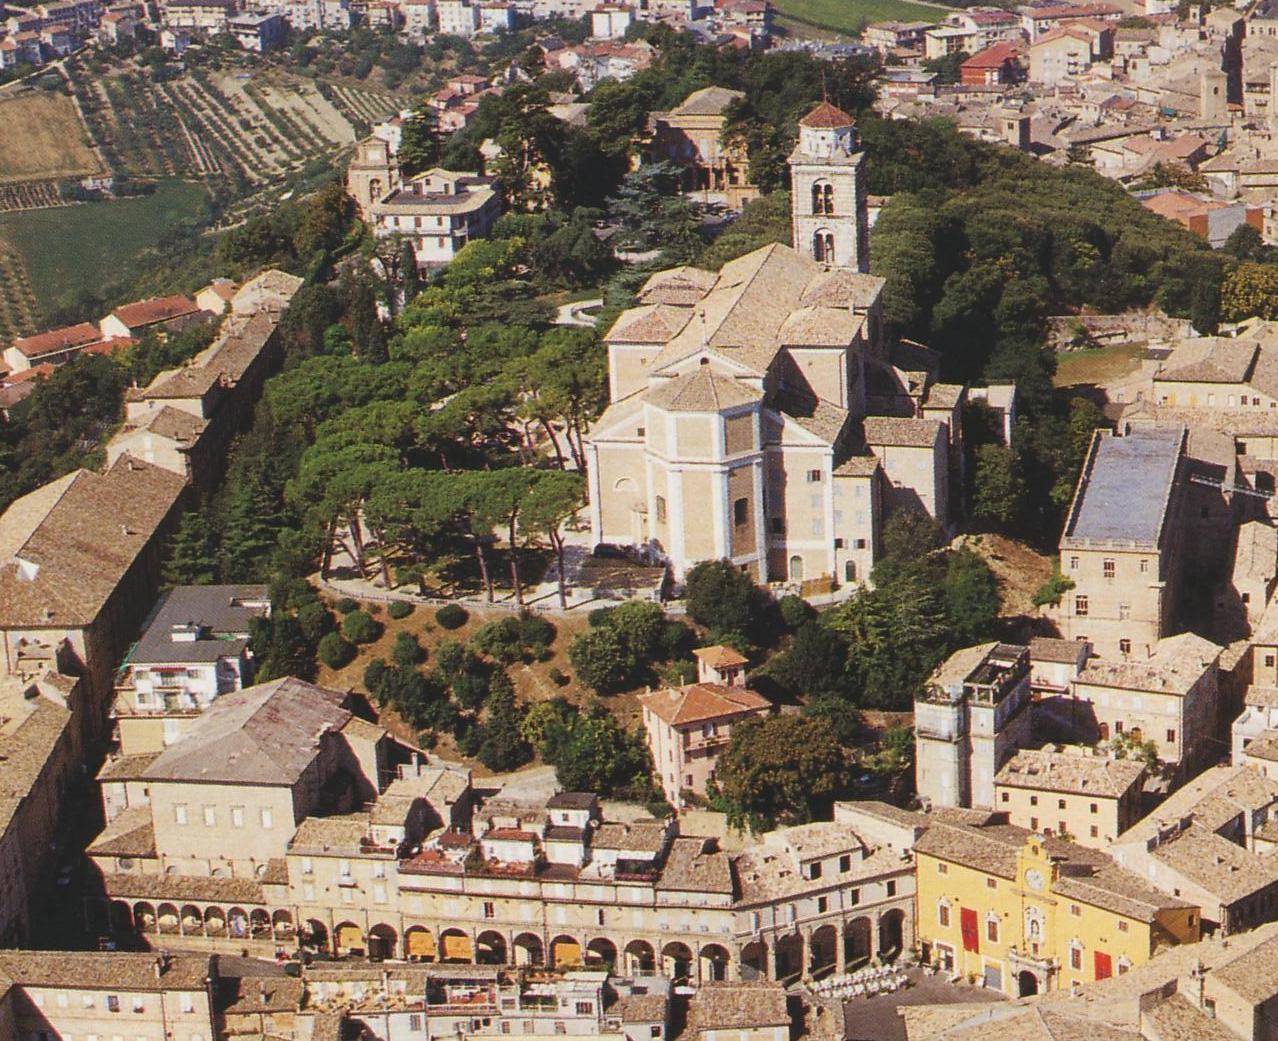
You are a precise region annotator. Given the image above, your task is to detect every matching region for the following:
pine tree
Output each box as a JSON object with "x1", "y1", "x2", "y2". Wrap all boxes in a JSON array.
[{"x1": 162, "y1": 512, "x2": 218, "y2": 586}]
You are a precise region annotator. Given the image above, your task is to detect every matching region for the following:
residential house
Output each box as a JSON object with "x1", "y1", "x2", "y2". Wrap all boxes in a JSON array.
[
  {"x1": 993, "y1": 746, "x2": 1146, "y2": 848},
  {"x1": 3, "y1": 322, "x2": 133, "y2": 373},
  {"x1": 638, "y1": 657, "x2": 771, "y2": 806},
  {"x1": 99, "y1": 293, "x2": 208, "y2": 340},
  {"x1": 1111, "y1": 764, "x2": 1278, "y2": 934},
  {"x1": 227, "y1": 9, "x2": 286, "y2": 48},
  {"x1": 591, "y1": 2, "x2": 633, "y2": 37},
  {"x1": 961, "y1": 41, "x2": 1023, "y2": 85},
  {"x1": 112, "y1": 584, "x2": 271, "y2": 756},
  {"x1": 364, "y1": 167, "x2": 502, "y2": 268}
]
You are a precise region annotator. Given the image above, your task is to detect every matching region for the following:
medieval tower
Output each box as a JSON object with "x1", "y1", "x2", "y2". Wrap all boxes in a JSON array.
[{"x1": 788, "y1": 101, "x2": 870, "y2": 273}]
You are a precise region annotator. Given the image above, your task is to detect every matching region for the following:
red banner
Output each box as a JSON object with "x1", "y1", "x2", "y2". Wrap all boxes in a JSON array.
[
  {"x1": 960, "y1": 907, "x2": 980, "y2": 953},
  {"x1": 1094, "y1": 951, "x2": 1112, "y2": 980}
]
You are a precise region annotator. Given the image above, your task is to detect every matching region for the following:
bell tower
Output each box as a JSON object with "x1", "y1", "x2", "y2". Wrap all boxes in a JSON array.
[
  {"x1": 788, "y1": 101, "x2": 869, "y2": 273},
  {"x1": 345, "y1": 136, "x2": 396, "y2": 221}
]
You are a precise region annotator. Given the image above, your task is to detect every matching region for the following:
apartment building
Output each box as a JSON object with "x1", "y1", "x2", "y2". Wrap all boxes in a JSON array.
[
  {"x1": 86, "y1": 677, "x2": 914, "y2": 986},
  {"x1": 915, "y1": 812, "x2": 1201, "y2": 997},
  {"x1": 915, "y1": 643, "x2": 1033, "y2": 811},
  {"x1": 1070, "y1": 631, "x2": 1221, "y2": 776},
  {"x1": 1055, "y1": 425, "x2": 1189, "y2": 659},
  {"x1": 1111, "y1": 765, "x2": 1278, "y2": 934},
  {"x1": 0, "y1": 671, "x2": 80, "y2": 947},
  {"x1": 112, "y1": 583, "x2": 270, "y2": 755},
  {"x1": 648, "y1": 86, "x2": 759, "y2": 209},
  {"x1": 993, "y1": 747, "x2": 1146, "y2": 848},
  {"x1": 0, "y1": 455, "x2": 188, "y2": 748},
  {"x1": 639, "y1": 649, "x2": 771, "y2": 806}
]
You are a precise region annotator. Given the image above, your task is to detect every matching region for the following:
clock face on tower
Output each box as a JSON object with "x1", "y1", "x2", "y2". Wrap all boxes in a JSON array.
[{"x1": 1025, "y1": 869, "x2": 1045, "y2": 891}]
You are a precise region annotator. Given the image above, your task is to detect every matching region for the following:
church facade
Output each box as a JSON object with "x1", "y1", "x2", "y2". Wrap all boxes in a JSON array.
[{"x1": 585, "y1": 102, "x2": 965, "y2": 588}]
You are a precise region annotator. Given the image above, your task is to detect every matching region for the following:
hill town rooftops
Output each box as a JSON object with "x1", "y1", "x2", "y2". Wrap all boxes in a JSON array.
[
  {"x1": 107, "y1": 294, "x2": 202, "y2": 330},
  {"x1": 9, "y1": 322, "x2": 100, "y2": 359}
]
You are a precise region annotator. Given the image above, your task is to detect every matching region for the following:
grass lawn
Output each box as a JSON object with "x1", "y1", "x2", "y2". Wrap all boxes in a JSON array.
[
  {"x1": 0, "y1": 90, "x2": 101, "y2": 183},
  {"x1": 0, "y1": 179, "x2": 209, "y2": 313},
  {"x1": 1052, "y1": 341, "x2": 1147, "y2": 388},
  {"x1": 772, "y1": 0, "x2": 949, "y2": 36}
]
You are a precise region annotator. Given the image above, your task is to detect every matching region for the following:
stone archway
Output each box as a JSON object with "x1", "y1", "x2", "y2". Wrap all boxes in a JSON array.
[
  {"x1": 625, "y1": 939, "x2": 655, "y2": 975},
  {"x1": 405, "y1": 926, "x2": 436, "y2": 962},
  {"x1": 335, "y1": 922, "x2": 364, "y2": 957},
  {"x1": 810, "y1": 925, "x2": 838, "y2": 977},
  {"x1": 440, "y1": 929, "x2": 473, "y2": 963},
  {"x1": 775, "y1": 933, "x2": 804, "y2": 980},
  {"x1": 586, "y1": 937, "x2": 618, "y2": 969},
  {"x1": 514, "y1": 933, "x2": 544, "y2": 967},
  {"x1": 369, "y1": 923, "x2": 397, "y2": 962},
  {"x1": 741, "y1": 939, "x2": 767, "y2": 981},
  {"x1": 845, "y1": 917, "x2": 872, "y2": 969},
  {"x1": 1018, "y1": 970, "x2": 1039, "y2": 997},
  {"x1": 477, "y1": 931, "x2": 507, "y2": 965},
  {"x1": 878, "y1": 909, "x2": 905, "y2": 960},
  {"x1": 662, "y1": 942, "x2": 693, "y2": 981},
  {"x1": 551, "y1": 935, "x2": 582, "y2": 967},
  {"x1": 700, "y1": 944, "x2": 730, "y2": 982}
]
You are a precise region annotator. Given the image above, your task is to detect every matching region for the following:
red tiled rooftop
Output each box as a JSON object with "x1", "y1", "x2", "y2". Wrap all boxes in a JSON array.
[
  {"x1": 962, "y1": 41, "x2": 1022, "y2": 67},
  {"x1": 109, "y1": 294, "x2": 200, "y2": 329},
  {"x1": 799, "y1": 100, "x2": 855, "y2": 128},
  {"x1": 11, "y1": 322, "x2": 101, "y2": 359}
]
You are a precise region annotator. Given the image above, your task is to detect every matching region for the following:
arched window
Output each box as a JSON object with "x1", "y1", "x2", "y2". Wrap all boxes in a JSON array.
[
  {"x1": 810, "y1": 180, "x2": 834, "y2": 214},
  {"x1": 812, "y1": 231, "x2": 835, "y2": 265},
  {"x1": 789, "y1": 555, "x2": 804, "y2": 581},
  {"x1": 369, "y1": 178, "x2": 383, "y2": 204},
  {"x1": 845, "y1": 560, "x2": 857, "y2": 582}
]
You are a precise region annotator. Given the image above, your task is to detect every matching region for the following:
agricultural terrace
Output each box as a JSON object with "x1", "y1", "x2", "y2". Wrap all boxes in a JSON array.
[
  {"x1": 68, "y1": 59, "x2": 401, "y2": 191},
  {"x1": 0, "y1": 89, "x2": 102, "y2": 186}
]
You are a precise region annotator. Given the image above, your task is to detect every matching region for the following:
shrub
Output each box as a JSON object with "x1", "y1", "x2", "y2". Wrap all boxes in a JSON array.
[
  {"x1": 568, "y1": 628, "x2": 631, "y2": 694},
  {"x1": 388, "y1": 600, "x2": 414, "y2": 620},
  {"x1": 318, "y1": 632, "x2": 357, "y2": 669},
  {"x1": 334, "y1": 597, "x2": 359, "y2": 614},
  {"x1": 363, "y1": 658, "x2": 388, "y2": 696},
  {"x1": 472, "y1": 618, "x2": 524, "y2": 663},
  {"x1": 662, "y1": 659, "x2": 696, "y2": 686},
  {"x1": 517, "y1": 613, "x2": 556, "y2": 648},
  {"x1": 392, "y1": 631, "x2": 426, "y2": 669},
  {"x1": 779, "y1": 594, "x2": 815, "y2": 630},
  {"x1": 296, "y1": 600, "x2": 335, "y2": 644},
  {"x1": 436, "y1": 603, "x2": 468, "y2": 629},
  {"x1": 548, "y1": 666, "x2": 569, "y2": 686},
  {"x1": 587, "y1": 606, "x2": 615, "y2": 628},
  {"x1": 341, "y1": 610, "x2": 383, "y2": 644}
]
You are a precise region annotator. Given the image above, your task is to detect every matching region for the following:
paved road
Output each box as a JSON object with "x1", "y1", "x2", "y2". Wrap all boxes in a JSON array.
[{"x1": 554, "y1": 298, "x2": 603, "y2": 326}]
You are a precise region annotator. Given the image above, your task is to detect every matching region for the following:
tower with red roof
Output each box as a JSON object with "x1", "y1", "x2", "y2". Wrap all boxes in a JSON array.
[{"x1": 787, "y1": 100, "x2": 869, "y2": 273}]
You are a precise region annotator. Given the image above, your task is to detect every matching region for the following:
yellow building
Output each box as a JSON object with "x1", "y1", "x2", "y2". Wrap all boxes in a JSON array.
[{"x1": 914, "y1": 811, "x2": 1200, "y2": 997}]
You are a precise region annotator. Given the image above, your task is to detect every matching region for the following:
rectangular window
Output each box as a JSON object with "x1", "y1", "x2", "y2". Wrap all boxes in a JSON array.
[
  {"x1": 1031, "y1": 817, "x2": 1039, "y2": 830},
  {"x1": 937, "y1": 862, "x2": 948, "y2": 875},
  {"x1": 107, "y1": 994, "x2": 120, "y2": 1012},
  {"x1": 1117, "y1": 920, "x2": 1129, "y2": 932},
  {"x1": 986, "y1": 878, "x2": 996, "y2": 889},
  {"x1": 174, "y1": 804, "x2": 188, "y2": 826},
  {"x1": 1118, "y1": 603, "x2": 1130, "y2": 620},
  {"x1": 1071, "y1": 904, "x2": 1081, "y2": 917},
  {"x1": 986, "y1": 918, "x2": 998, "y2": 943},
  {"x1": 1103, "y1": 558, "x2": 1115, "y2": 578},
  {"x1": 886, "y1": 880, "x2": 896, "y2": 897},
  {"x1": 301, "y1": 857, "x2": 313, "y2": 875},
  {"x1": 1140, "y1": 558, "x2": 1149, "y2": 573},
  {"x1": 817, "y1": 896, "x2": 828, "y2": 913},
  {"x1": 1166, "y1": 729, "x2": 1176, "y2": 743},
  {"x1": 411, "y1": 1015, "x2": 425, "y2": 1031},
  {"x1": 733, "y1": 497, "x2": 748, "y2": 527},
  {"x1": 806, "y1": 469, "x2": 822, "y2": 483},
  {"x1": 202, "y1": 805, "x2": 216, "y2": 827},
  {"x1": 576, "y1": 1003, "x2": 593, "y2": 1016},
  {"x1": 1090, "y1": 803, "x2": 1098, "y2": 814},
  {"x1": 849, "y1": 888, "x2": 860, "y2": 905},
  {"x1": 484, "y1": 901, "x2": 495, "y2": 919},
  {"x1": 655, "y1": 496, "x2": 667, "y2": 524},
  {"x1": 1090, "y1": 825, "x2": 1099, "y2": 838},
  {"x1": 1069, "y1": 556, "x2": 1079, "y2": 570},
  {"x1": 938, "y1": 904, "x2": 950, "y2": 927},
  {"x1": 1030, "y1": 796, "x2": 1038, "y2": 806},
  {"x1": 1119, "y1": 638, "x2": 1132, "y2": 655},
  {"x1": 1071, "y1": 945, "x2": 1082, "y2": 970},
  {"x1": 260, "y1": 808, "x2": 273, "y2": 829},
  {"x1": 839, "y1": 854, "x2": 851, "y2": 872},
  {"x1": 1075, "y1": 595, "x2": 1088, "y2": 617},
  {"x1": 231, "y1": 806, "x2": 244, "y2": 828},
  {"x1": 770, "y1": 518, "x2": 785, "y2": 534},
  {"x1": 1058, "y1": 821, "x2": 1066, "y2": 835},
  {"x1": 1267, "y1": 655, "x2": 1276, "y2": 668},
  {"x1": 1001, "y1": 792, "x2": 1009, "y2": 803},
  {"x1": 1058, "y1": 799, "x2": 1067, "y2": 810}
]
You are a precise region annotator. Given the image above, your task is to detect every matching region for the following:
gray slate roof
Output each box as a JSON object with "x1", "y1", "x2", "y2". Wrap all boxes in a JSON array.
[
  {"x1": 131, "y1": 584, "x2": 269, "y2": 665},
  {"x1": 142, "y1": 677, "x2": 351, "y2": 786},
  {"x1": 1064, "y1": 426, "x2": 1183, "y2": 547}
]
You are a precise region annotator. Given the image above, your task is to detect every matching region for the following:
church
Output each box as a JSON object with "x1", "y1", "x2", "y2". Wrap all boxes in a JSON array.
[{"x1": 586, "y1": 101, "x2": 969, "y2": 589}]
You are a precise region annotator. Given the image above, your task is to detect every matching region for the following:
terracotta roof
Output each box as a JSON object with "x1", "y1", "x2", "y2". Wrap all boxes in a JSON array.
[
  {"x1": 109, "y1": 294, "x2": 201, "y2": 330},
  {"x1": 606, "y1": 304, "x2": 692, "y2": 344},
  {"x1": 685, "y1": 983, "x2": 788, "y2": 1034},
  {"x1": 1148, "y1": 822, "x2": 1278, "y2": 904},
  {"x1": 0, "y1": 455, "x2": 186, "y2": 629},
  {"x1": 692, "y1": 644, "x2": 748, "y2": 668},
  {"x1": 87, "y1": 806, "x2": 157, "y2": 858},
  {"x1": 657, "y1": 835, "x2": 734, "y2": 893},
  {"x1": 668, "y1": 85, "x2": 744, "y2": 117},
  {"x1": 639, "y1": 682, "x2": 770, "y2": 726},
  {"x1": 10, "y1": 322, "x2": 100, "y2": 359},
  {"x1": 101, "y1": 871, "x2": 267, "y2": 903},
  {"x1": 962, "y1": 40, "x2": 1022, "y2": 67},
  {"x1": 1030, "y1": 636, "x2": 1089, "y2": 664},
  {"x1": 863, "y1": 415, "x2": 942, "y2": 448},
  {"x1": 645, "y1": 369, "x2": 762, "y2": 413},
  {"x1": 1211, "y1": 932, "x2": 1278, "y2": 1004},
  {"x1": 592, "y1": 820, "x2": 668, "y2": 853},
  {"x1": 995, "y1": 748, "x2": 1145, "y2": 799},
  {"x1": 0, "y1": 951, "x2": 212, "y2": 992},
  {"x1": 799, "y1": 101, "x2": 855, "y2": 128}
]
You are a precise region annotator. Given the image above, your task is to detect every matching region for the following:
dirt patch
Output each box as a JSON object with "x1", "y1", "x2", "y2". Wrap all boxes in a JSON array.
[
  {"x1": 1053, "y1": 341, "x2": 1146, "y2": 389},
  {"x1": 0, "y1": 91, "x2": 102, "y2": 183},
  {"x1": 954, "y1": 532, "x2": 1054, "y2": 625}
]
